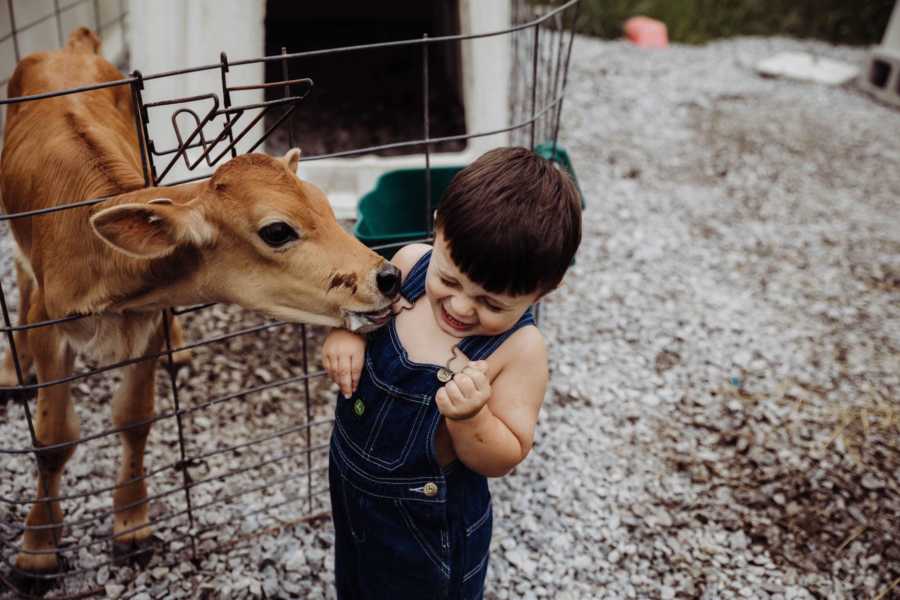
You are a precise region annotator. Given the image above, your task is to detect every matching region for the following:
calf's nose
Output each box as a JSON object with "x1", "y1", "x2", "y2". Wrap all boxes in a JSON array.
[{"x1": 376, "y1": 263, "x2": 401, "y2": 298}]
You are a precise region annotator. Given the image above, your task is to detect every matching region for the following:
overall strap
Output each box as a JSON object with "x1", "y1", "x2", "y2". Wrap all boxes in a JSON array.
[
  {"x1": 399, "y1": 249, "x2": 432, "y2": 303},
  {"x1": 458, "y1": 308, "x2": 536, "y2": 361}
]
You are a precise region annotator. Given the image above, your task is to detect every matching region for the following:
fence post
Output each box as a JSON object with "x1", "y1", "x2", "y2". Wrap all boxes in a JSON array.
[
  {"x1": 422, "y1": 34, "x2": 433, "y2": 234},
  {"x1": 161, "y1": 309, "x2": 198, "y2": 561}
]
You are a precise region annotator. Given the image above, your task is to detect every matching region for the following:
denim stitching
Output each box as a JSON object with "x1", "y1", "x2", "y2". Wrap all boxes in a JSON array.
[
  {"x1": 470, "y1": 336, "x2": 498, "y2": 361},
  {"x1": 350, "y1": 397, "x2": 427, "y2": 470},
  {"x1": 477, "y1": 333, "x2": 506, "y2": 360},
  {"x1": 336, "y1": 386, "x2": 429, "y2": 470},
  {"x1": 462, "y1": 551, "x2": 489, "y2": 583},
  {"x1": 425, "y1": 410, "x2": 439, "y2": 469},
  {"x1": 332, "y1": 437, "x2": 447, "y2": 490},
  {"x1": 336, "y1": 376, "x2": 429, "y2": 470},
  {"x1": 395, "y1": 500, "x2": 450, "y2": 578},
  {"x1": 404, "y1": 275, "x2": 425, "y2": 300},
  {"x1": 366, "y1": 352, "x2": 431, "y2": 402},
  {"x1": 338, "y1": 474, "x2": 366, "y2": 543},
  {"x1": 400, "y1": 250, "x2": 430, "y2": 301},
  {"x1": 335, "y1": 405, "x2": 430, "y2": 474},
  {"x1": 338, "y1": 467, "x2": 445, "y2": 505},
  {"x1": 465, "y1": 505, "x2": 492, "y2": 538},
  {"x1": 428, "y1": 411, "x2": 450, "y2": 472},
  {"x1": 332, "y1": 436, "x2": 436, "y2": 484},
  {"x1": 403, "y1": 253, "x2": 428, "y2": 291},
  {"x1": 470, "y1": 318, "x2": 535, "y2": 361},
  {"x1": 364, "y1": 394, "x2": 392, "y2": 453},
  {"x1": 457, "y1": 336, "x2": 479, "y2": 356}
]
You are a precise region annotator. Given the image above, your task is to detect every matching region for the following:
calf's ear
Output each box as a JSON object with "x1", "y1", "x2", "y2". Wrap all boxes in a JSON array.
[
  {"x1": 282, "y1": 148, "x2": 301, "y2": 173},
  {"x1": 90, "y1": 200, "x2": 215, "y2": 259}
]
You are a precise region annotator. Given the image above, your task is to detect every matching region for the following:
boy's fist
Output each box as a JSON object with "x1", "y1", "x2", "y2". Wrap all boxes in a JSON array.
[
  {"x1": 436, "y1": 361, "x2": 490, "y2": 421},
  {"x1": 323, "y1": 329, "x2": 366, "y2": 397}
]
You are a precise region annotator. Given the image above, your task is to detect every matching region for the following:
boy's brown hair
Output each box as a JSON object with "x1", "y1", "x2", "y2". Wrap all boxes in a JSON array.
[{"x1": 434, "y1": 146, "x2": 582, "y2": 296}]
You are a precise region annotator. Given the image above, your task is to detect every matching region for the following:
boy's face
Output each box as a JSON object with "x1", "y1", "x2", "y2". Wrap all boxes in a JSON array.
[{"x1": 425, "y1": 231, "x2": 540, "y2": 338}]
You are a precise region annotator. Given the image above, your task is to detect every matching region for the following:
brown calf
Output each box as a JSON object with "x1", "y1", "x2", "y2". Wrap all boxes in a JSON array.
[{"x1": 0, "y1": 28, "x2": 398, "y2": 589}]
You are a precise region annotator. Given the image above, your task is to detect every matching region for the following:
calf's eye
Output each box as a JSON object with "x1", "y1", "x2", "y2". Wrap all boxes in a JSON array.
[{"x1": 258, "y1": 222, "x2": 299, "y2": 247}]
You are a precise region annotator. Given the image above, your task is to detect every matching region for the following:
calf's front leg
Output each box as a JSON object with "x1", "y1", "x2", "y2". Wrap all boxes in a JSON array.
[
  {"x1": 111, "y1": 322, "x2": 163, "y2": 566},
  {"x1": 15, "y1": 303, "x2": 78, "y2": 581}
]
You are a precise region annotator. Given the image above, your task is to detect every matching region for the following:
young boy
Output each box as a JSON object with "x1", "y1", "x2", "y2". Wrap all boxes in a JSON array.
[{"x1": 322, "y1": 146, "x2": 581, "y2": 600}]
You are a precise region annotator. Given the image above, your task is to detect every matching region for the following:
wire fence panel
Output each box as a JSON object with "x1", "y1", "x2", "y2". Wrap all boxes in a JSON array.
[{"x1": 0, "y1": 1, "x2": 580, "y2": 596}]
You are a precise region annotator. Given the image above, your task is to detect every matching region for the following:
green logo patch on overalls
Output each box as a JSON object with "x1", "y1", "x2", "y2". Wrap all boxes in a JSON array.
[{"x1": 353, "y1": 398, "x2": 365, "y2": 417}]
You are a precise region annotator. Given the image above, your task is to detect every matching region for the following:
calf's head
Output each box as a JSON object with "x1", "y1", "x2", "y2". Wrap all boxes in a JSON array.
[{"x1": 90, "y1": 150, "x2": 400, "y2": 332}]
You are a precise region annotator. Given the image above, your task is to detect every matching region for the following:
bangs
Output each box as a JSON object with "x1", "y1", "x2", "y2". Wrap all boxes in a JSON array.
[{"x1": 443, "y1": 221, "x2": 554, "y2": 296}]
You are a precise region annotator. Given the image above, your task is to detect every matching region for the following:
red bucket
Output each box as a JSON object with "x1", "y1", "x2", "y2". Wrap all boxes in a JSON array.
[{"x1": 624, "y1": 16, "x2": 669, "y2": 49}]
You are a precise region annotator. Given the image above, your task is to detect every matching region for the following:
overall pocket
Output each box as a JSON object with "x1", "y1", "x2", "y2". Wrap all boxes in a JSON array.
[
  {"x1": 395, "y1": 499, "x2": 451, "y2": 580},
  {"x1": 334, "y1": 363, "x2": 430, "y2": 470}
]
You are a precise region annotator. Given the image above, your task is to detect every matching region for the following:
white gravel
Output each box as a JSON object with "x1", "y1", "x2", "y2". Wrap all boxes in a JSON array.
[{"x1": 2, "y1": 34, "x2": 899, "y2": 599}]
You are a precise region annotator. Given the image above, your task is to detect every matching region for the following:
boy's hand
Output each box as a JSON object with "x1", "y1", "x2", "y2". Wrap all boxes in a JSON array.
[
  {"x1": 323, "y1": 329, "x2": 366, "y2": 397},
  {"x1": 435, "y1": 361, "x2": 491, "y2": 421}
]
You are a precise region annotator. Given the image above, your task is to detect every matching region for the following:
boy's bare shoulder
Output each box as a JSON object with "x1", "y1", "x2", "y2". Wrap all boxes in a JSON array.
[
  {"x1": 391, "y1": 243, "x2": 432, "y2": 279},
  {"x1": 492, "y1": 324, "x2": 547, "y2": 377}
]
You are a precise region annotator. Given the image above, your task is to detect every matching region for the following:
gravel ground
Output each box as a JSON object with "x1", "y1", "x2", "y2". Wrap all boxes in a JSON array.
[{"x1": 2, "y1": 35, "x2": 900, "y2": 599}]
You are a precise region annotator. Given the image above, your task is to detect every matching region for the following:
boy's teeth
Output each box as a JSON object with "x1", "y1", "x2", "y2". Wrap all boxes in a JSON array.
[{"x1": 446, "y1": 310, "x2": 468, "y2": 327}]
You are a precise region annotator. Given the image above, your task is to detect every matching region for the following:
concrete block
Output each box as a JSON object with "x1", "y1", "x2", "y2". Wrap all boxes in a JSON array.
[{"x1": 859, "y1": 0, "x2": 900, "y2": 108}]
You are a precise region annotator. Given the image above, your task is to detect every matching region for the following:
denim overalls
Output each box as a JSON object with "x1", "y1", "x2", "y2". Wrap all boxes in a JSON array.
[{"x1": 329, "y1": 250, "x2": 535, "y2": 600}]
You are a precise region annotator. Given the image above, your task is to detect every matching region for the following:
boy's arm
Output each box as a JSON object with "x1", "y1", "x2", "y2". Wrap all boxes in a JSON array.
[
  {"x1": 322, "y1": 243, "x2": 431, "y2": 395},
  {"x1": 323, "y1": 329, "x2": 367, "y2": 396},
  {"x1": 441, "y1": 328, "x2": 548, "y2": 477}
]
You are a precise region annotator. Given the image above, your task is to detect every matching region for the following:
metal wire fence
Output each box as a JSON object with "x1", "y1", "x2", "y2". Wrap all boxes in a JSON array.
[{"x1": 0, "y1": 1, "x2": 580, "y2": 596}]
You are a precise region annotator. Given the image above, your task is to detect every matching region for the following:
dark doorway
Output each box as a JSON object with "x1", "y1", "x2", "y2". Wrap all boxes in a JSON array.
[{"x1": 264, "y1": 1, "x2": 467, "y2": 157}]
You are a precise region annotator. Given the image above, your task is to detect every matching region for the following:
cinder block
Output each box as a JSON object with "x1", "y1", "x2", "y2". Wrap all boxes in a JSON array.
[{"x1": 859, "y1": 1, "x2": 900, "y2": 108}]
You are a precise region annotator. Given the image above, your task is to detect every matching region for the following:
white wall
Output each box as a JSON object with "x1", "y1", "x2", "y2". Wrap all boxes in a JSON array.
[{"x1": 128, "y1": 0, "x2": 265, "y2": 185}]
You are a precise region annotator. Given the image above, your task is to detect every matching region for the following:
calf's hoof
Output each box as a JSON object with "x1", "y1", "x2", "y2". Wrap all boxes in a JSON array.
[
  {"x1": 6, "y1": 553, "x2": 68, "y2": 598},
  {"x1": 112, "y1": 534, "x2": 161, "y2": 569}
]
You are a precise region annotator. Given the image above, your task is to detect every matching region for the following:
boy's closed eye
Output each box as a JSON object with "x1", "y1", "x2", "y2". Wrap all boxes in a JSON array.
[
  {"x1": 438, "y1": 270, "x2": 510, "y2": 312},
  {"x1": 481, "y1": 299, "x2": 505, "y2": 312}
]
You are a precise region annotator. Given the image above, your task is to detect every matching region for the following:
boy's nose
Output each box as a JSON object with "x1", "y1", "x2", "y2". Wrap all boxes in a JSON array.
[{"x1": 450, "y1": 295, "x2": 475, "y2": 317}]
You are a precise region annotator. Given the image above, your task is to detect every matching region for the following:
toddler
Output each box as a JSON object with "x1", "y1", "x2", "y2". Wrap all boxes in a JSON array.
[{"x1": 323, "y1": 146, "x2": 581, "y2": 599}]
